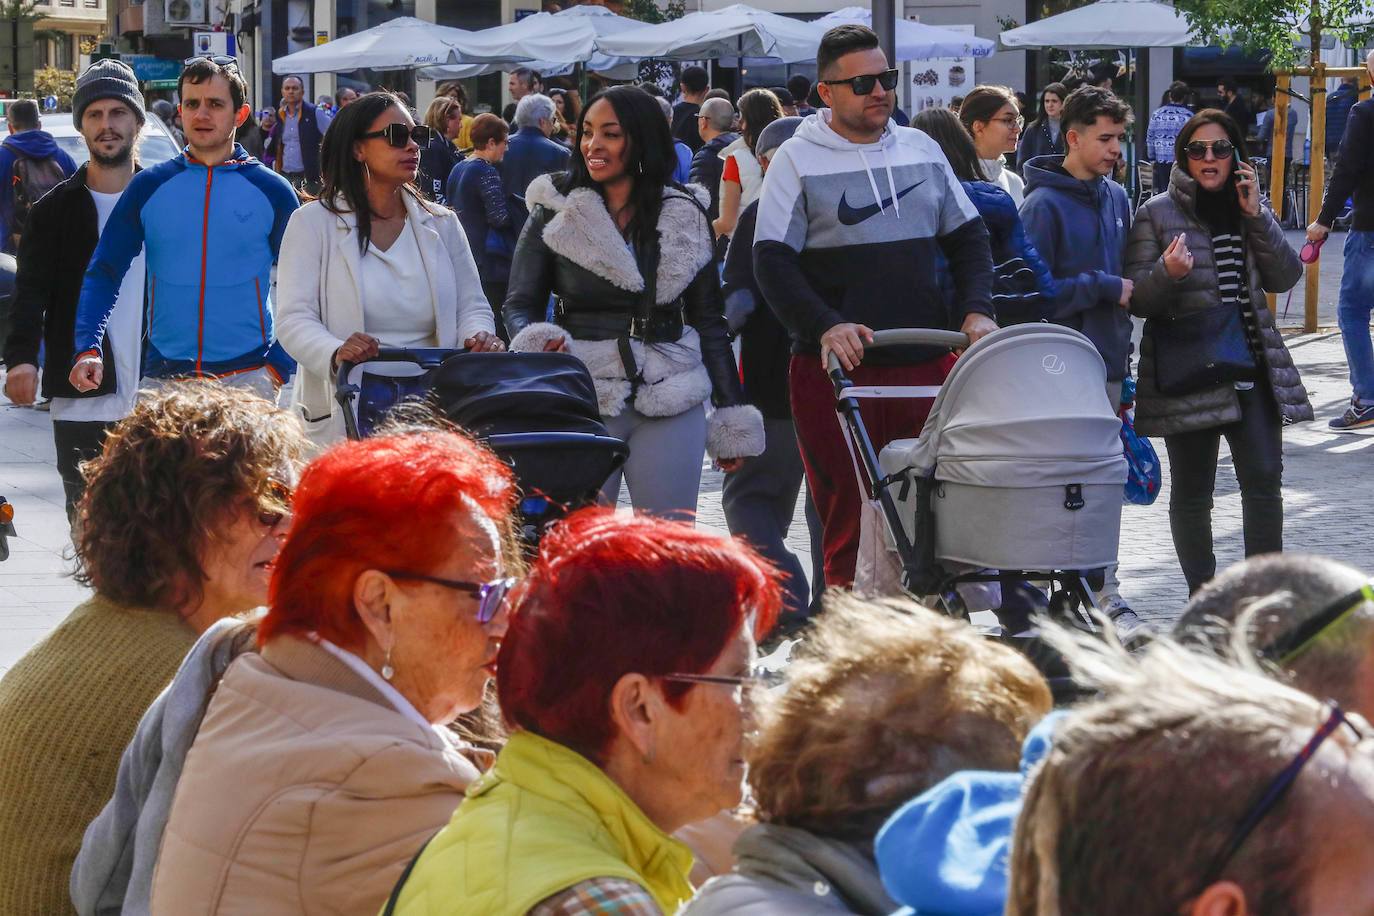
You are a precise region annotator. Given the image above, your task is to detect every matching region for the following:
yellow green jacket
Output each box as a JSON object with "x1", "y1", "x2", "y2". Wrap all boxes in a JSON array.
[{"x1": 387, "y1": 730, "x2": 695, "y2": 915}]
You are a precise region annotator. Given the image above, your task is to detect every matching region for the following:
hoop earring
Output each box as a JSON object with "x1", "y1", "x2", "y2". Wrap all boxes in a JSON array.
[{"x1": 381, "y1": 646, "x2": 394, "y2": 681}]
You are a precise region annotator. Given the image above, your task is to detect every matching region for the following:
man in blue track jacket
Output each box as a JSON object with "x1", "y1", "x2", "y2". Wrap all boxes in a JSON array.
[{"x1": 70, "y1": 57, "x2": 299, "y2": 397}]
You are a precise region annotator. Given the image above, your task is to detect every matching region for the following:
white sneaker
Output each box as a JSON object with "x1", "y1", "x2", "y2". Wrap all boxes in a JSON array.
[{"x1": 1101, "y1": 596, "x2": 1153, "y2": 650}]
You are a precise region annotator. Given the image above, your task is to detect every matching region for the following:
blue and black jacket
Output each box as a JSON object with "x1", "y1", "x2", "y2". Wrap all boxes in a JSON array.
[{"x1": 73, "y1": 144, "x2": 300, "y2": 381}]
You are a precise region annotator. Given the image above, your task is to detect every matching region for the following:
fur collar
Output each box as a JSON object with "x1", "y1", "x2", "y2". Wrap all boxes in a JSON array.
[{"x1": 525, "y1": 173, "x2": 713, "y2": 303}]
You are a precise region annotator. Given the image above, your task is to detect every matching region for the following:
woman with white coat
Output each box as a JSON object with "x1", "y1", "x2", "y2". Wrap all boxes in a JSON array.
[{"x1": 277, "y1": 91, "x2": 502, "y2": 443}]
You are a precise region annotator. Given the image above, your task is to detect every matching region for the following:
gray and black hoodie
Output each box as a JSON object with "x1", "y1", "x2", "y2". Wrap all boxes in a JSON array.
[{"x1": 752, "y1": 109, "x2": 993, "y2": 363}]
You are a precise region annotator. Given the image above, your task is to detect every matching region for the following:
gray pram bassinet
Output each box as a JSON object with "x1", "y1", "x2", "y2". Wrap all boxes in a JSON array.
[{"x1": 878, "y1": 324, "x2": 1127, "y2": 572}]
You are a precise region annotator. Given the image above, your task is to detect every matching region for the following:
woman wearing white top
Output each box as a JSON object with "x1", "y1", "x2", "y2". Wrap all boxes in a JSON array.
[
  {"x1": 712, "y1": 88, "x2": 784, "y2": 239},
  {"x1": 960, "y1": 85, "x2": 1026, "y2": 206},
  {"x1": 276, "y1": 92, "x2": 502, "y2": 443}
]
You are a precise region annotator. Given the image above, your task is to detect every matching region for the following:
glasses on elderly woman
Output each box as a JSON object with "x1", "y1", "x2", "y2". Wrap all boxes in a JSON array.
[
  {"x1": 382, "y1": 571, "x2": 515, "y2": 624},
  {"x1": 256, "y1": 481, "x2": 293, "y2": 528}
]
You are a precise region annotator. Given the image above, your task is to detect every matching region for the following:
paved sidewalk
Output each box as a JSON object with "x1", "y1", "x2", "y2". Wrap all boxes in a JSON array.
[{"x1": 4, "y1": 327, "x2": 1373, "y2": 671}]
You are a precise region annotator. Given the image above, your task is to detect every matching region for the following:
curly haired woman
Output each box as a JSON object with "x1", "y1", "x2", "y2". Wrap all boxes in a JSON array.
[{"x1": 0, "y1": 383, "x2": 306, "y2": 913}]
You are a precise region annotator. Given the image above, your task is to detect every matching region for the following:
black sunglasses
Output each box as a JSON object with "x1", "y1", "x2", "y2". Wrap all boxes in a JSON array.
[
  {"x1": 1188, "y1": 702, "x2": 1363, "y2": 901},
  {"x1": 381, "y1": 570, "x2": 515, "y2": 624},
  {"x1": 184, "y1": 55, "x2": 240, "y2": 72},
  {"x1": 821, "y1": 69, "x2": 900, "y2": 96},
  {"x1": 361, "y1": 123, "x2": 433, "y2": 148},
  {"x1": 1184, "y1": 138, "x2": 1235, "y2": 160}
]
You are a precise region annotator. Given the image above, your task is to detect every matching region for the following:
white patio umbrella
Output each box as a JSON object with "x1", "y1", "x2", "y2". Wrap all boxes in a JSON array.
[
  {"x1": 594, "y1": 3, "x2": 821, "y2": 64},
  {"x1": 272, "y1": 17, "x2": 471, "y2": 74},
  {"x1": 423, "y1": 6, "x2": 644, "y2": 80},
  {"x1": 817, "y1": 7, "x2": 995, "y2": 60},
  {"x1": 998, "y1": 0, "x2": 1197, "y2": 50}
]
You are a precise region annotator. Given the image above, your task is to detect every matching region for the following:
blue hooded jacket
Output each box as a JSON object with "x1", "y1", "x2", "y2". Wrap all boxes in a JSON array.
[
  {"x1": 874, "y1": 712, "x2": 1065, "y2": 916},
  {"x1": 0, "y1": 129, "x2": 77, "y2": 251},
  {"x1": 1019, "y1": 155, "x2": 1134, "y2": 381},
  {"x1": 74, "y1": 144, "x2": 299, "y2": 381},
  {"x1": 961, "y1": 180, "x2": 1055, "y2": 324}
]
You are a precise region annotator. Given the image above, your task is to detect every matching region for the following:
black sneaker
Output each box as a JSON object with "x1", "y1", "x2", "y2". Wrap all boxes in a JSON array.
[{"x1": 1329, "y1": 401, "x2": 1374, "y2": 431}]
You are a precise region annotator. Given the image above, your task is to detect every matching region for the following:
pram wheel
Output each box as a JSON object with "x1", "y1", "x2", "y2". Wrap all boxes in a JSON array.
[
  {"x1": 934, "y1": 589, "x2": 970, "y2": 622},
  {"x1": 1048, "y1": 587, "x2": 1098, "y2": 633}
]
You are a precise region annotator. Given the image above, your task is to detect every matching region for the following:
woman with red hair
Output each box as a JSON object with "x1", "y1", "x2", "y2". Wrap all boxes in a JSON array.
[
  {"x1": 388, "y1": 509, "x2": 781, "y2": 916},
  {"x1": 148, "y1": 430, "x2": 520, "y2": 916}
]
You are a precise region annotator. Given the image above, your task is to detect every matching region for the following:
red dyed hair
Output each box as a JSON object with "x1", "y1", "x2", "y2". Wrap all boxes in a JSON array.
[
  {"x1": 496, "y1": 508, "x2": 782, "y2": 764},
  {"x1": 258, "y1": 431, "x2": 517, "y2": 651}
]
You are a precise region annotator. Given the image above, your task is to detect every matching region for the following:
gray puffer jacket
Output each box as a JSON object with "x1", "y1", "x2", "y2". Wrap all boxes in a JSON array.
[
  {"x1": 679, "y1": 823, "x2": 898, "y2": 916},
  {"x1": 1125, "y1": 168, "x2": 1312, "y2": 437}
]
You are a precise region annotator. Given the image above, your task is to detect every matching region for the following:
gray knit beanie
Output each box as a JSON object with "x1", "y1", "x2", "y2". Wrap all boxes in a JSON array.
[{"x1": 72, "y1": 58, "x2": 146, "y2": 129}]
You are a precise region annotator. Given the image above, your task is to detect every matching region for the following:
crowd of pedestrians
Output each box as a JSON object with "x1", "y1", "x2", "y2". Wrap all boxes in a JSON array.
[{"x1": 3, "y1": 20, "x2": 1374, "y2": 916}]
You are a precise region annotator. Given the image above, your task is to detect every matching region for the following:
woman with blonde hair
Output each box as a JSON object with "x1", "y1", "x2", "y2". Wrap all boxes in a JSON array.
[
  {"x1": 960, "y1": 85, "x2": 1026, "y2": 205},
  {"x1": 681, "y1": 594, "x2": 1053, "y2": 915},
  {"x1": 418, "y1": 95, "x2": 465, "y2": 204}
]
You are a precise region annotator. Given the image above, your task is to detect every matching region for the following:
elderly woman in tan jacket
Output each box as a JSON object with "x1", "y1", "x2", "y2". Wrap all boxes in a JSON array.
[{"x1": 148, "y1": 429, "x2": 520, "y2": 915}]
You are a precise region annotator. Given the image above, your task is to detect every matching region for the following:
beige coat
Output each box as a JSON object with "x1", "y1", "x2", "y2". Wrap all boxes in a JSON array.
[
  {"x1": 274, "y1": 193, "x2": 496, "y2": 441},
  {"x1": 149, "y1": 635, "x2": 482, "y2": 916}
]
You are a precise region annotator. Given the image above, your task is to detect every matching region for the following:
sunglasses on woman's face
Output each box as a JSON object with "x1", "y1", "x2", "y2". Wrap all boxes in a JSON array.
[
  {"x1": 821, "y1": 68, "x2": 900, "y2": 96},
  {"x1": 361, "y1": 123, "x2": 433, "y2": 148},
  {"x1": 1184, "y1": 139, "x2": 1235, "y2": 161}
]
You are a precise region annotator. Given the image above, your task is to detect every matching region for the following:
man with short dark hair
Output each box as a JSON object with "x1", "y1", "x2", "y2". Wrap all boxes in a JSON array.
[
  {"x1": 70, "y1": 57, "x2": 299, "y2": 400},
  {"x1": 754, "y1": 23, "x2": 995, "y2": 587},
  {"x1": 0, "y1": 97, "x2": 77, "y2": 254},
  {"x1": 1145, "y1": 80, "x2": 1193, "y2": 193},
  {"x1": 690, "y1": 96, "x2": 739, "y2": 223},
  {"x1": 267, "y1": 74, "x2": 331, "y2": 194},
  {"x1": 334, "y1": 85, "x2": 358, "y2": 109},
  {"x1": 788, "y1": 74, "x2": 815, "y2": 116},
  {"x1": 1217, "y1": 76, "x2": 1253, "y2": 136},
  {"x1": 3, "y1": 59, "x2": 146, "y2": 520},
  {"x1": 672, "y1": 64, "x2": 709, "y2": 152},
  {"x1": 1021, "y1": 84, "x2": 1142, "y2": 637}
]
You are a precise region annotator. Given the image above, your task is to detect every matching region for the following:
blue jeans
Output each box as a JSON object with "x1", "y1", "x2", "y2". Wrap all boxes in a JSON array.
[{"x1": 1338, "y1": 231, "x2": 1374, "y2": 403}]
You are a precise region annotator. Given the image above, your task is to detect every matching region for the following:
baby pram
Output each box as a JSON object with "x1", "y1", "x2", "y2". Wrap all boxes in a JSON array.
[
  {"x1": 832, "y1": 325, "x2": 1127, "y2": 636},
  {"x1": 336, "y1": 348, "x2": 628, "y2": 543}
]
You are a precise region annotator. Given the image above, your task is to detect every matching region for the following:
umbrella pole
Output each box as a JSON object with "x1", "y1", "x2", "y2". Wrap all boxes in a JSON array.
[{"x1": 577, "y1": 61, "x2": 588, "y2": 107}]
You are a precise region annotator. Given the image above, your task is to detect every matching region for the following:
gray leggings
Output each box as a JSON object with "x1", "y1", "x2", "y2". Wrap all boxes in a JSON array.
[{"x1": 600, "y1": 402, "x2": 707, "y2": 521}]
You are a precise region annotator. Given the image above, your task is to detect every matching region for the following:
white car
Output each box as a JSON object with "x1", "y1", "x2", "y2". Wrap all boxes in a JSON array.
[{"x1": 43, "y1": 115, "x2": 182, "y2": 168}]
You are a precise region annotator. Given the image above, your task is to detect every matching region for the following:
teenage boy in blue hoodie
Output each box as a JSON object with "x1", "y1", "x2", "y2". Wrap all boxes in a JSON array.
[
  {"x1": 0, "y1": 99, "x2": 78, "y2": 254},
  {"x1": 70, "y1": 57, "x2": 298, "y2": 399},
  {"x1": 1020, "y1": 85, "x2": 1145, "y2": 640}
]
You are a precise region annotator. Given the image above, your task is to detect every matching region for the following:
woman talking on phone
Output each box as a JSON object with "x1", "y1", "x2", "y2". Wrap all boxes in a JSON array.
[{"x1": 1124, "y1": 109, "x2": 1310, "y2": 594}]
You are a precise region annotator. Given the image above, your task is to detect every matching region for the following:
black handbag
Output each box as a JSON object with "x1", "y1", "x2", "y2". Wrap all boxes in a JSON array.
[{"x1": 1150, "y1": 302, "x2": 1257, "y2": 396}]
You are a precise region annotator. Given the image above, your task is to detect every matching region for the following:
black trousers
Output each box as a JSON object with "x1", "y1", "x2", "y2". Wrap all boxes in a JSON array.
[
  {"x1": 481, "y1": 281, "x2": 509, "y2": 343},
  {"x1": 1163, "y1": 386, "x2": 1284, "y2": 594},
  {"x1": 52, "y1": 419, "x2": 114, "y2": 523}
]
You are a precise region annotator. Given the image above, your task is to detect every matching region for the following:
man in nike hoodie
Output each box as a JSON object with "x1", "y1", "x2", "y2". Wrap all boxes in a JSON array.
[
  {"x1": 1020, "y1": 85, "x2": 1146, "y2": 639},
  {"x1": 754, "y1": 25, "x2": 995, "y2": 587},
  {"x1": 758, "y1": 28, "x2": 994, "y2": 590}
]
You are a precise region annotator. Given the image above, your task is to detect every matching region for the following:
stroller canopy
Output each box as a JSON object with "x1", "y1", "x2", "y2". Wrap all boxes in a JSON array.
[{"x1": 881, "y1": 325, "x2": 1127, "y2": 488}]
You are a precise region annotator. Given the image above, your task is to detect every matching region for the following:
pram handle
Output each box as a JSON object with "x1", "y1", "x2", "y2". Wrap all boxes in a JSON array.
[
  {"x1": 824, "y1": 329, "x2": 971, "y2": 376},
  {"x1": 335, "y1": 348, "x2": 469, "y2": 440}
]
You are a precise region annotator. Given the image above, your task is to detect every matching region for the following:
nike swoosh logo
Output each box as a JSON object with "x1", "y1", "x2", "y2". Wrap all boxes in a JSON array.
[{"x1": 837, "y1": 180, "x2": 926, "y2": 225}]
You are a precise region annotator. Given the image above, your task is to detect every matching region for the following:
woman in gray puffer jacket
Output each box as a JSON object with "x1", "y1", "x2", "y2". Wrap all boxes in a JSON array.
[{"x1": 1126, "y1": 109, "x2": 1311, "y2": 594}]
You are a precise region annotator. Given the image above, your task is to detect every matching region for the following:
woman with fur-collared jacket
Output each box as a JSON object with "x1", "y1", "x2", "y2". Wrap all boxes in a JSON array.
[{"x1": 503, "y1": 86, "x2": 764, "y2": 519}]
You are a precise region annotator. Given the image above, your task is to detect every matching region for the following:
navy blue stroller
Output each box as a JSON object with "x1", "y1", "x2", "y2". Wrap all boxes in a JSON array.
[{"x1": 336, "y1": 348, "x2": 628, "y2": 543}]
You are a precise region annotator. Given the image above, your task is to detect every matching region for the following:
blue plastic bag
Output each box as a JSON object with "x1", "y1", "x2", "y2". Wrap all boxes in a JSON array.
[{"x1": 1120, "y1": 378, "x2": 1161, "y2": 506}]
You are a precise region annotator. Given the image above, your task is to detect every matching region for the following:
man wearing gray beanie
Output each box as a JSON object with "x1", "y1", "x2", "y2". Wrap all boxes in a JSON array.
[
  {"x1": 71, "y1": 57, "x2": 145, "y2": 130},
  {"x1": 2, "y1": 57, "x2": 148, "y2": 524}
]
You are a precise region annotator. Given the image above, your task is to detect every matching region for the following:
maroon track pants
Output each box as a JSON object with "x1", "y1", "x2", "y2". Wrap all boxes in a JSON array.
[{"x1": 789, "y1": 352, "x2": 956, "y2": 587}]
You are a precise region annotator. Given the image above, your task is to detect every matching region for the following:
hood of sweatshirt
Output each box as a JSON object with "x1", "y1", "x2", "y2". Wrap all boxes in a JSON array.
[
  {"x1": 1021, "y1": 154, "x2": 1108, "y2": 207},
  {"x1": 794, "y1": 108, "x2": 908, "y2": 219},
  {"x1": 874, "y1": 712, "x2": 1066, "y2": 916},
  {"x1": 2, "y1": 128, "x2": 63, "y2": 159}
]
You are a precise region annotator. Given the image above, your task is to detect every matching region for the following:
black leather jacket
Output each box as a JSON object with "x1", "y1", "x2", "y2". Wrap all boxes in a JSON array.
[{"x1": 503, "y1": 202, "x2": 745, "y2": 407}]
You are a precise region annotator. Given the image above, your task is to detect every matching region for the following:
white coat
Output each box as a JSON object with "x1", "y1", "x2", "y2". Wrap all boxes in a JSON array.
[{"x1": 275, "y1": 192, "x2": 496, "y2": 442}]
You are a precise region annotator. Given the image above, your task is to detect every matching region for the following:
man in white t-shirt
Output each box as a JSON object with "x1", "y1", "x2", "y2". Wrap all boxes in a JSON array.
[{"x1": 1, "y1": 59, "x2": 147, "y2": 520}]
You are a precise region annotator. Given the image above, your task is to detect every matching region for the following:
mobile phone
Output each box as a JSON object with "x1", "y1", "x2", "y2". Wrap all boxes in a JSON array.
[{"x1": 1233, "y1": 150, "x2": 1248, "y2": 197}]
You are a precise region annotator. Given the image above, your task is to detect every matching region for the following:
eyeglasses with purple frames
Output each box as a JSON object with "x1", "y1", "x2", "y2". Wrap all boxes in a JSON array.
[{"x1": 381, "y1": 571, "x2": 514, "y2": 624}]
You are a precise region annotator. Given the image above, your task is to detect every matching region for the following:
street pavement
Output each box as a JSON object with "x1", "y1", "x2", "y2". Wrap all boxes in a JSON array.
[{"x1": 3, "y1": 270, "x2": 1372, "y2": 673}]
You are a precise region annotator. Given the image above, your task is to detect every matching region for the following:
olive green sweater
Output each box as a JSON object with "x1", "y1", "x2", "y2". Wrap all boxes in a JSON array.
[{"x1": 0, "y1": 594, "x2": 196, "y2": 914}]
